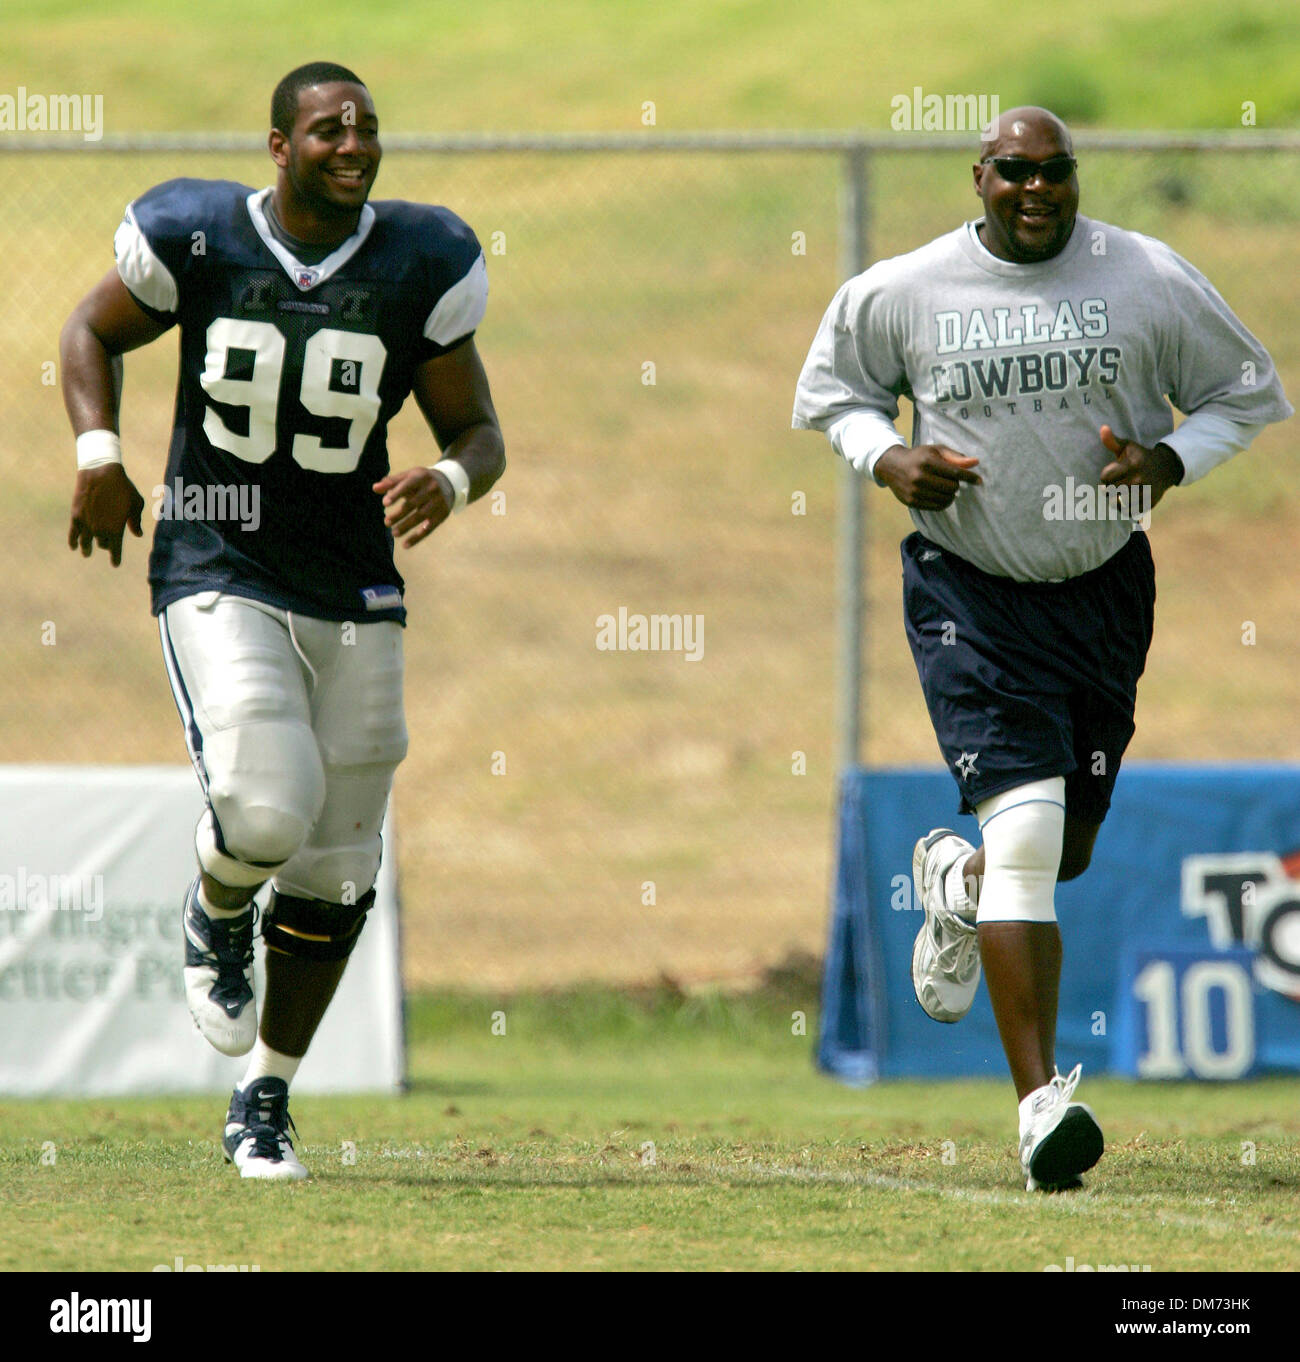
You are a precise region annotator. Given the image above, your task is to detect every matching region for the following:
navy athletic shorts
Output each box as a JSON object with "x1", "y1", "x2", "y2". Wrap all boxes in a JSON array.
[{"x1": 901, "y1": 529, "x2": 1156, "y2": 821}]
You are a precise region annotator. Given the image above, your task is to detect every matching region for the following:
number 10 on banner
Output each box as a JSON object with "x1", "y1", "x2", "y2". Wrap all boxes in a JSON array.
[{"x1": 1116, "y1": 947, "x2": 1259, "y2": 1080}]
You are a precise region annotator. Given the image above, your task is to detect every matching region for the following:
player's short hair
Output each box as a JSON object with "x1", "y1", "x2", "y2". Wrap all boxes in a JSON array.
[{"x1": 271, "y1": 62, "x2": 367, "y2": 135}]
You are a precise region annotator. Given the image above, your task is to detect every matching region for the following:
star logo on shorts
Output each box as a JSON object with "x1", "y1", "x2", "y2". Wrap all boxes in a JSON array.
[{"x1": 956, "y1": 751, "x2": 979, "y2": 780}]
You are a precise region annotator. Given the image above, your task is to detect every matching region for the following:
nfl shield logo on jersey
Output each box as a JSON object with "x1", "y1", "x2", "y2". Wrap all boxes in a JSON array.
[{"x1": 294, "y1": 266, "x2": 319, "y2": 290}]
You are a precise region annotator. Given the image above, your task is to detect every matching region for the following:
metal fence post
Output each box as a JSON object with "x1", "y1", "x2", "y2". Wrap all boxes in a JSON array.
[{"x1": 835, "y1": 145, "x2": 869, "y2": 774}]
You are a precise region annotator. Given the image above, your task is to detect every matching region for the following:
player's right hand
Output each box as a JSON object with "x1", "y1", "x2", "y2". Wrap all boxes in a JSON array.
[
  {"x1": 68, "y1": 464, "x2": 146, "y2": 567},
  {"x1": 874, "y1": 444, "x2": 981, "y2": 510}
]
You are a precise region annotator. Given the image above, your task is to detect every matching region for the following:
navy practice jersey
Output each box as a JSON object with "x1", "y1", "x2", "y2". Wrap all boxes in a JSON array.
[{"x1": 114, "y1": 178, "x2": 489, "y2": 623}]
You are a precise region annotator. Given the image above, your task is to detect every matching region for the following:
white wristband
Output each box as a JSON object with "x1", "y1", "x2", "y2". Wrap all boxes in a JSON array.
[
  {"x1": 431, "y1": 459, "x2": 470, "y2": 514},
  {"x1": 76, "y1": 430, "x2": 123, "y2": 471}
]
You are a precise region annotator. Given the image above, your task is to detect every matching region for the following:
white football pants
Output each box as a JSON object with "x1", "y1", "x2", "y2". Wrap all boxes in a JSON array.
[{"x1": 160, "y1": 591, "x2": 408, "y2": 903}]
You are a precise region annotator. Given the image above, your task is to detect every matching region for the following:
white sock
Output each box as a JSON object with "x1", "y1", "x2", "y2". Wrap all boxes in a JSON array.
[
  {"x1": 240, "y1": 1041, "x2": 301, "y2": 1090},
  {"x1": 197, "y1": 881, "x2": 255, "y2": 921},
  {"x1": 944, "y1": 854, "x2": 979, "y2": 922}
]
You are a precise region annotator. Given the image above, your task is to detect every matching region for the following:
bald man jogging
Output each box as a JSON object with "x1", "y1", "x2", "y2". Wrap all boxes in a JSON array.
[{"x1": 793, "y1": 108, "x2": 1292, "y2": 1190}]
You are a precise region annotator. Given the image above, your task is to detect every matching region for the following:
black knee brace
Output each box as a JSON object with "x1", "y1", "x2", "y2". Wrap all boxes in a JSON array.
[{"x1": 262, "y1": 888, "x2": 376, "y2": 962}]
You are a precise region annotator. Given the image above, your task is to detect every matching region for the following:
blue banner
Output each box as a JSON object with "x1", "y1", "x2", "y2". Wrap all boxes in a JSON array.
[{"x1": 819, "y1": 764, "x2": 1300, "y2": 1082}]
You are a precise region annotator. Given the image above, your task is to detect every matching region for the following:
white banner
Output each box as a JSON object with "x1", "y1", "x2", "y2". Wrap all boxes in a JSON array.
[{"x1": 0, "y1": 766, "x2": 404, "y2": 1094}]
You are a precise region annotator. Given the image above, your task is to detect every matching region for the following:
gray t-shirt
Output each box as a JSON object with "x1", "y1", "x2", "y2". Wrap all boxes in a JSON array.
[{"x1": 793, "y1": 214, "x2": 1293, "y2": 581}]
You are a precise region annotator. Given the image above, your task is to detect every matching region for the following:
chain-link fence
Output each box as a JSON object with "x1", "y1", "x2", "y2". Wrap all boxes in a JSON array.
[{"x1": 4, "y1": 133, "x2": 1296, "y2": 989}]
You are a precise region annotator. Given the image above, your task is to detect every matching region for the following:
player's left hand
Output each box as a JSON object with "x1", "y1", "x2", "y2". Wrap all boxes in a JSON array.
[
  {"x1": 68, "y1": 463, "x2": 146, "y2": 567},
  {"x1": 373, "y1": 467, "x2": 454, "y2": 549},
  {"x1": 1098, "y1": 426, "x2": 1184, "y2": 512}
]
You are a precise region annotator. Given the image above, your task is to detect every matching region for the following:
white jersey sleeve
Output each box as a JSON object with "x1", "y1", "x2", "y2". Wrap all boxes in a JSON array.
[
  {"x1": 113, "y1": 200, "x2": 182, "y2": 317},
  {"x1": 423, "y1": 251, "x2": 488, "y2": 349},
  {"x1": 792, "y1": 268, "x2": 909, "y2": 434}
]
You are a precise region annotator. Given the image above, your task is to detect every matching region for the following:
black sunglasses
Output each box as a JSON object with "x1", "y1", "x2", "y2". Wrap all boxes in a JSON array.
[{"x1": 981, "y1": 155, "x2": 1077, "y2": 184}]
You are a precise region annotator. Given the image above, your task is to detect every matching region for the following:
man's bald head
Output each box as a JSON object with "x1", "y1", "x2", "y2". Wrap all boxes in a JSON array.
[
  {"x1": 981, "y1": 106, "x2": 1073, "y2": 160},
  {"x1": 973, "y1": 106, "x2": 1079, "y2": 263}
]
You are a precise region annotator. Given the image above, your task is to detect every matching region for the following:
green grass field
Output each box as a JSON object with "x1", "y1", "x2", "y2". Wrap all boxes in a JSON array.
[
  {"x1": 6, "y1": 0, "x2": 1300, "y2": 133},
  {"x1": 3, "y1": 988, "x2": 1297, "y2": 1271}
]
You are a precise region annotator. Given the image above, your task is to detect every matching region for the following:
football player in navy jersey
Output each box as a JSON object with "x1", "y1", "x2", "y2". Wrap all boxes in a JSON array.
[{"x1": 61, "y1": 62, "x2": 505, "y2": 1180}]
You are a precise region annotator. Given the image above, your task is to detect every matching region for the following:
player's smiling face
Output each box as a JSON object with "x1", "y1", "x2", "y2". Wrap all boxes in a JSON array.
[
  {"x1": 973, "y1": 115, "x2": 1078, "y2": 264},
  {"x1": 271, "y1": 81, "x2": 382, "y2": 237}
]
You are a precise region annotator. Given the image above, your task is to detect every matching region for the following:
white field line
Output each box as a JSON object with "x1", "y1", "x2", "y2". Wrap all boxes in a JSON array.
[
  {"x1": 353, "y1": 1143, "x2": 1292, "y2": 1240},
  {"x1": 729, "y1": 1162, "x2": 1294, "y2": 1239}
]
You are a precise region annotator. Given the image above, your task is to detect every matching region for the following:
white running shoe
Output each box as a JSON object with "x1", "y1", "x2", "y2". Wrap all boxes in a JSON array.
[
  {"x1": 911, "y1": 829, "x2": 980, "y2": 1023},
  {"x1": 183, "y1": 877, "x2": 258, "y2": 1057},
  {"x1": 1020, "y1": 1064, "x2": 1104, "y2": 1192},
  {"x1": 222, "y1": 1077, "x2": 309, "y2": 1182}
]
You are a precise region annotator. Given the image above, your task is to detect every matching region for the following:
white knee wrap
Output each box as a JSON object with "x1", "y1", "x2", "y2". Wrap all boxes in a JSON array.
[{"x1": 974, "y1": 777, "x2": 1066, "y2": 924}]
